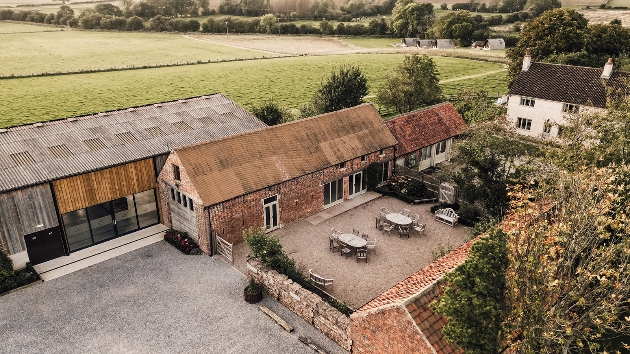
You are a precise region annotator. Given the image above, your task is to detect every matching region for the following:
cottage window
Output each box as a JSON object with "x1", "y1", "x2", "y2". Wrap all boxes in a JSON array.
[
  {"x1": 435, "y1": 141, "x2": 447, "y2": 155},
  {"x1": 176, "y1": 191, "x2": 182, "y2": 204},
  {"x1": 324, "y1": 178, "x2": 344, "y2": 206},
  {"x1": 520, "y1": 97, "x2": 535, "y2": 107},
  {"x1": 188, "y1": 197, "x2": 194, "y2": 211},
  {"x1": 421, "y1": 146, "x2": 431, "y2": 161},
  {"x1": 173, "y1": 164, "x2": 181, "y2": 181},
  {"x1": 339, "y1": 162, "x2": 346, "y2": 169},
  {"x1": 517, "y1": 118, "x2": 532, "y2": 130},
  {"x1": 562, "y1": 103, "x2": 579, "y2": 113},
  {"x1": 182, "y1": 195, "x2": 188, "y2": 208},
  {"x1": 406, "y1": 153, "x2": 417, "y2": 168}
]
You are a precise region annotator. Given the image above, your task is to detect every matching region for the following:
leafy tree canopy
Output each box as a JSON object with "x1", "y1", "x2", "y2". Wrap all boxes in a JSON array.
[
  {"x1": 252, "y1": 98, "x2": 291, "y2": 126},
  {"x1": 313, "y1": 64, "x2": 368, "y2": 114},
  {"x1": 376, "y1": 54, "x2": 441, "y2": 114},
  {"x1": 390, "y1": 1, "x2": 434, "y2": 38}
]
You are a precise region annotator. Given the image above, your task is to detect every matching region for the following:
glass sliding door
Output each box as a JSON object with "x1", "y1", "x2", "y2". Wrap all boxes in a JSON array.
[
  {"x1": 263, "y1": 195, "x2": 279, "y2": 230},
  {"x1": 62, "y1": 209, "x2": 93, "y2": 252},
  {"x1": 87, "y1": 202, "x2": 116, "y2": 243},
  {"x1": 135, "y1": 189, "x2": 159, "y2": 228},
  {"x1": 61, "y1": 188, "x2": 160, "y2": 252},
  {"x1": 349, "y1": 171, "x2": 366, "y2": 198},
  {"x1": 324, "y1": 178, "x2": 344, "y2": 207}
]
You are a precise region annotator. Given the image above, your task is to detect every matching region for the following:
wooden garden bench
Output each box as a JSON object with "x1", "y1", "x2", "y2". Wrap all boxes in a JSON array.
[
  {"x1": 435, "y1": 208, "x2": 459, "y2": 227},
  {"x1": 309, "y1": 269, "x2": 333, "y2": 287}
]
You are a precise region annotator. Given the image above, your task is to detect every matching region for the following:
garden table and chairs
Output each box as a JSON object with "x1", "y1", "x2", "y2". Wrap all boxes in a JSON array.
[
  {"x1": 338, "y1": 233, "x2": 367, "y2": 257},
  {"x1": 385, "y1": 213, "x2": 413, "y2": 236}
]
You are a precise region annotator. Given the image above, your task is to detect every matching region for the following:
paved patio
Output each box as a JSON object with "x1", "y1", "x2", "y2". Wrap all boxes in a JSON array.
[
  {"x1": 233, "y1": 195, "x2": 470, "y2": 310},
  {"x1": 0, "y1": 241, "x2": 345, "y2": 354}
]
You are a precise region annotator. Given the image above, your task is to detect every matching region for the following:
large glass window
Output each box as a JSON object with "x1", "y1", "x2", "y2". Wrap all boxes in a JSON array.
[
  {"x1": 113, "y1": 195, "x2": 138, "y2": 235},
  {"x1": 324, "y1": 178, "x2": 344, "y2": 206},
  {"x1": 135, "y1": 189, "x2": 160, "y2": 229},
  {"x1": 349, "y1": 171, "x2": 366, "y2": 197},
  {"x1": 62, "y1": 209, "x2": 92, "y2": 252},
  {"x1": 87, "y1": 202, "x2": 116, "y2": 243}
]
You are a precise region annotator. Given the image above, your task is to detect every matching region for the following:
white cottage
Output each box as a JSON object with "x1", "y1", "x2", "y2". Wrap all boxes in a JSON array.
[{"x1": 507, "y1": 50, "x2": 630, "y2": 138}]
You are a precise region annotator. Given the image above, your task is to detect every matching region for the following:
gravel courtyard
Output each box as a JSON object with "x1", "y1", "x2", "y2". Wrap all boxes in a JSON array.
[
  {"x1": 0, "y1": 241, "x2": 345, "y2": 354},
  {"x1": 234, "y1": 195, "x2": 470, "y2": 310}
]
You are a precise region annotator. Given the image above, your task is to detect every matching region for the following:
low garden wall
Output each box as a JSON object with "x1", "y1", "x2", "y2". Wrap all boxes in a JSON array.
[{"x1": 246, "y1": 257, "x2": 352, "y2": 351}]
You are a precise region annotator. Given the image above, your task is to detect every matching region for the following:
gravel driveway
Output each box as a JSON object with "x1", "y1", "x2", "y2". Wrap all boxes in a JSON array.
[{"x1": 0, "y1": 241, "x2": 344, "y2": 354}]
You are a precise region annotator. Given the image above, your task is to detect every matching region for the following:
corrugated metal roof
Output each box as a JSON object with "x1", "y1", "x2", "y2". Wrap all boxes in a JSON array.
[
  {"x1": 0, "y1": 94, "x2": 266, "y2": 193},
  {"x1": 175, "y1": 104, "x2": 398, "y2": 207}
]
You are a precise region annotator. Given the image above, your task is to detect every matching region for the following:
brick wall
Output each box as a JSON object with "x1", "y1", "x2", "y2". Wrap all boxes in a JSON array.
[
  {"x1": 158, "y1": 152, "x2": 211, "y2": 253},
  {"x1": 247, "y1": 258, "x2": 352, "y2": 351},
  {"x1": 350, "y1": 305, "x2": 434, "y2": 354},
  {"x1": 208, "y1": 148, "x2": 395, "y2": 246}
]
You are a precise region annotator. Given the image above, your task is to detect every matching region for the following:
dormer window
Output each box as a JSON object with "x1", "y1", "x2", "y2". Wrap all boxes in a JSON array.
[
  {"x1": 520, "y1": 97, "x2": 535, "y2": 107},
  {"x1": 563, "y1": 103, "x2": 579, "y2": 113}
]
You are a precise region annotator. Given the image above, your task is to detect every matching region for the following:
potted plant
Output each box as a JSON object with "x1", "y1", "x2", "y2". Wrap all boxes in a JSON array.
[{"x1": 244, "y1": 277, "x2": 263, "y2": 304}]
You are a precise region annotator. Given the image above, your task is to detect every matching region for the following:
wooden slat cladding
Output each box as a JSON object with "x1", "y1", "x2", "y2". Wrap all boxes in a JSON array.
[
  {"x1": 0, "y1": 184, "x2": 59, "y2": 255},
  {"x1": 53, "y1": 159, "x2": 157, "y2": 214}
]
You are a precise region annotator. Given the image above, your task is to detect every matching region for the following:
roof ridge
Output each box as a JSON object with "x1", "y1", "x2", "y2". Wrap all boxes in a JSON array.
[
  {"x1": 3, "y1": 92, "x2": 223, "y2": 131},
  {"x1": 174, "y1": 103, "x2": 376, "y2": 153},
  {"x1": 532, "y1": 61, "x2": 630, "y2": 75},
  {"x1": 384, "y1": 102, "x2": 451, "y2": 122}
]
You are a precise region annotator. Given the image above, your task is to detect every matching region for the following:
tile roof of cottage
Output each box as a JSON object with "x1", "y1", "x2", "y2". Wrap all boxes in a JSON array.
[
  {"x1": 175, "y1": 103, "x2": 398, "y2": 207},
  {"x1": 384, "y1": 102, "x2": 466, "y2": 157},
  {"x1": 0, "y1": 94, "x2": 266, "y2": 193},
  {"x1": 509, "y1": 62, "x2": 630, "y2": 108}
]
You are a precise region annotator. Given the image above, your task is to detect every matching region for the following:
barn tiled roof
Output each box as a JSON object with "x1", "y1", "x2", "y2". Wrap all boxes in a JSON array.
[
  {"x1": 0, "y1": 94, "x2": 266, "y2": 193},
  {"x1": 384, "y1": 102, "x2": 466, "y2": 157},
  {"x1": 509, "y1": 62, "x2": 630, "y2": 108},
  {"x1": 175, "y1": 104, "x2": 398, "y2": 207}
]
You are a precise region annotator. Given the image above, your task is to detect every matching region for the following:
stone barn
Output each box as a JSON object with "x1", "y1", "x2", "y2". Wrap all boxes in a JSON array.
[
  {"x1": 0, "y1": 94, "x2": 265, "y2": 267},
  {"x1": 157, "y1": 104, "x2": 397, "y2": 252}
]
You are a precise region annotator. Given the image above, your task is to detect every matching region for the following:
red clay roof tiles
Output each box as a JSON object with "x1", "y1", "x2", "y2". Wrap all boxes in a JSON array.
[{"x1": 384, "y1": 102, "x2": 466, "y2": 157}]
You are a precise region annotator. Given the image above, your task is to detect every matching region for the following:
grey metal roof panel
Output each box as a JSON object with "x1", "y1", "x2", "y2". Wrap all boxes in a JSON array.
[{"x1": 0, "y1": 94, "x2": 266, "y2": 193}]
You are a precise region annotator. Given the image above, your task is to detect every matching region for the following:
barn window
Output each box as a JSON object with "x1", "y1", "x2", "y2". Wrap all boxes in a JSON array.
[
  {"x1": 182, "y1": 195, "x2": 188, "y2": 208},
  {"x1": 173, "y1": 164, "x2": 181, "y2": 181},
  {"x1": 361, "y1": 155, "x2": 366, "y2": 162},
  {"x1": 379, "y1": 149, "x2": 384, "y2": 156},
  {"x1": 176, "y1": 191, "x2": 182, "y2": 204},
  {"x1": 188, "y1": 197, "x2": 194, "y2": 211},
  {"x1": 339, "y1": 162, "x2": 346, "y2": 169}
]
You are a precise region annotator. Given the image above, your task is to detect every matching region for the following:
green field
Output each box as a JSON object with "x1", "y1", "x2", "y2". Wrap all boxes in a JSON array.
[
  {"x1": 0, "y1": 21, "x2": 63, "y2": 33},
  {"x1": 0, "y1": 54, "x2": 506, "y2": 127},
  {"x1": 0, "y1": 30, "x2": 271, "y2": 76}
]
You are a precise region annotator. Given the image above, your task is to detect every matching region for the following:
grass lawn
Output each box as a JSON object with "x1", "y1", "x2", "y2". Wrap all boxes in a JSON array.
[
  {"x1": 0, "y1": 30, "x2": 269, "y2": 76},
  {"x1": 0, "y1": 21, "x2": 63, "y2": 33},
  {"x1": 0, "y1": 54, "x2": 506, "y2": 127}
]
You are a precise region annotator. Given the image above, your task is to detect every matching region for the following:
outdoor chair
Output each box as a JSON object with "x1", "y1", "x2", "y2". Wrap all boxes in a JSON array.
[
  {"x1": 414, "y1": 223, "x2": 426, "y2": 236},
  {"x1": 376, "y1": 217, "x2": 384, "y2": 230},
  {"x1": 361, "y1": 233, "x2": 369, "y2": 240},
  {"x1": 330, "y1": 235, "x2": 341, "y2": 252},
  {"x1": 398, "y1": 225, "x2": 410, "y2": 238},
  {"x1": 412, "y1": 214, "x2": 419, "y2": 223},
  {"x1": 403, "y1": 208, "x2": 410, "y2": 216},
  {"x1": 309, "y1": 269, "x2": 333, "y2": 288},
  {"x1": 340, "y1": 246, "x2": 352, "y2": 258},
  {"x1": 356, "y1": 247, "x2": 367, "y2": 263},
  {"x1": 382, "y1": 223, "x2": 394, "y2": 235},
  {"x1": 353, "y1": 229, "x2": 359, "y2": 236},
  {"x1": 366, "y1": 239, "x2": 376, "y2": 254},
  {"x1": 380, "y1": 207, "x2": 387, "y2": 213}
]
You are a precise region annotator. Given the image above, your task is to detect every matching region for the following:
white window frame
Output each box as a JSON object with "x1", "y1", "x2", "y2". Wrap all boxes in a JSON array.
[
  {"x1": 263, "y1": 195, "x2": 279, "y2": 231},
  {"x1": 519, "y1": 97, "x2": 536, "y2": 107},
  {"x1": 562, "y1": 103, "x2": 579, "y2": 113},
  {"x1": 516, "y1": 117, "x2": 532, "y2": 130}
]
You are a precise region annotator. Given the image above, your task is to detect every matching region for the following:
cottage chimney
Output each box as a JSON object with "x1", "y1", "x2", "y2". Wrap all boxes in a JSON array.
[
  {"x1": 601, "y1": 58, "x2": 613, "y2": 79},
  {"x1": 522, "y1": 48, "x2": 532, "y2": 71}
]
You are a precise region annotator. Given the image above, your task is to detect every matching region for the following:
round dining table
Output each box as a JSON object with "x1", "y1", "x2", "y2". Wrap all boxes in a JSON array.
[
  {"x1": 386, "y1": 213, "x2": 413, "y2": 226},
  {"x1": 338, "y1": 233, "x2": 367, "y2": 248}
]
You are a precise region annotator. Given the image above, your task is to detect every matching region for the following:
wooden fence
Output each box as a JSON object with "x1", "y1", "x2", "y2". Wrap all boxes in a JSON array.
[{"x1": 215, "y1": 232, "x2": 233, "y2": 263}]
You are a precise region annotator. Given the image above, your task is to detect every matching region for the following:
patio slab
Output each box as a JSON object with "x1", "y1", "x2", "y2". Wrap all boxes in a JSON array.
[{"x1": 233, "y1": 196, "x2": 470, "y2": 310}]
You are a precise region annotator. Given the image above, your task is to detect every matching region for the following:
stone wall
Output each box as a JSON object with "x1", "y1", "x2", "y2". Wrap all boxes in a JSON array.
[{"x1": 246, "y1": 258, "x2": 352, "y2": 351}]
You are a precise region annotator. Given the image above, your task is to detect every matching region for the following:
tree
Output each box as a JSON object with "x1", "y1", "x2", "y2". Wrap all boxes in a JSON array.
[
  {"x1": 55, "y1": 4, "x2": 75, "y2": 25},
  {"x1": 376, "y1": 54, "x2": 441, "y2": 114},
  {"x1": 451, "y1": 118, "x2": 538, "y2": 218},
  {"x1": 390, "y1": 1, "x2": 434, "y2": 38},
  {"x1": 252, "y1": 98, "x2": 291, "y2": 126},
  {"x1": 94, "y1": 3, "x2": 123, "y2": 16},
  {"x1": 259, "y1": 13, "x2": 278, "y2": 34},
  {"x1": 524, "y1": 0, "x2": 561, "y2": 17},
  {"x1": 504, "y1": 167, "x2": 630, "y2": 353},
  {"x1": 431, "y1": 228, "x2": 509, "y2": 354},
  {"x1": 120, "y1": 0, "x2": 134, "y2": 15},
  {"x1": 432, "y1": 10, "x2": 482, "y2": 47},
  {"x1": 506, "y1": 9, "x2": 588, "y2": 85},
  {"x1": 452, "y1": 89, "x2": 506, "y2": 124},
  {"x1": 585, "y1": 22, "x2": 630, "y2": 58},
  {"x1": 312, "y1": 65, "x2": 368, "y2": 114},
  {"x1": 126, "y1": 15, "x2": 145, "y2": 30}
]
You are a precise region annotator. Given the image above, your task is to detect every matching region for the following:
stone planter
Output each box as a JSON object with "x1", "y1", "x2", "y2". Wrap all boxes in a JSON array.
[{"x1": 244, "y1": 287, "x2": 263, "y2": 304}]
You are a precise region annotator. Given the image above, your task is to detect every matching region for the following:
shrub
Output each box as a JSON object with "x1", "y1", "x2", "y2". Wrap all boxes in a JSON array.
[
  {"x1": 0, "y1": 249, "x2": 15, "y2": 283},
  {"x1": 244, "y1": 277, "x2": 261, "y2": 294},
  {"x1": 126, "y1": 16, "x2": 144, "y2": 30},
  {"x1": 163, "y1": 229, "x2": 202, "y2": 255},
  {"x1": 0, "y1": 261, "x2": 40, "y2": 295},
  {"x1": 440, "y1": 3, "x2": 448, "y2": 10}
]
